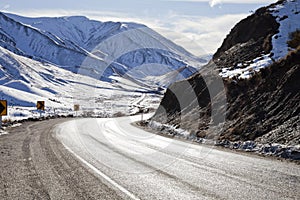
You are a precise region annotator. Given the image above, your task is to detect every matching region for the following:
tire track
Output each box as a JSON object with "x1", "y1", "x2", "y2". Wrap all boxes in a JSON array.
[
  {"x1": 1, "y1": 119, "x2": 125, "y2": 200},
  {"x1": 85, "y1": 133, "x2": 223, "y2": 200},
  {"x1": 21, "y1": 123, "x2": 51, "y2": 199}
]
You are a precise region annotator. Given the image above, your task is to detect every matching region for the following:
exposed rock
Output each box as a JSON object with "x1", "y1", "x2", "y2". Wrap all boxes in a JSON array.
[
  {"x1": 151, "y1": 0, "x2": 300, "y2": 146},
  {"x1": 213, "y1": 5, "x2": 280, "y2": 69}
]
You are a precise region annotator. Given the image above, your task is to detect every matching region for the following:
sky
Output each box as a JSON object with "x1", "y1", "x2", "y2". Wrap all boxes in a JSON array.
[{"x1": 0, "y1": 0, "x2": 277, "y2": 56}]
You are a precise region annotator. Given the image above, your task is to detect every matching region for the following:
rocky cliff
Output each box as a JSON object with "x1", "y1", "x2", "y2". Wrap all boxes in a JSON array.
[{"x1": 151, "y1": 0, "x2": 300, "y2": 146}]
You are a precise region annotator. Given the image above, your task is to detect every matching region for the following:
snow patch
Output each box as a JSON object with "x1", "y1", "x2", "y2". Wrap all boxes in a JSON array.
[
  {"x1": 219, "y1": 0, "x2": 300, "y2": 79},
  {"x1": 147, "y1": 121, "x2": 213, "y2": 144},
  {"x1": 270, "y1": 0, "x2": 300, "y2": 60},
  {"x1": 217, "y1": 140, "x2": 300, "y2": 160},
  {"x1": 0, "y1": 129, "x2": 8, "y2": 136},
  {"x1": 220, "y1": 54, "x2": 273, "y2": 79}
]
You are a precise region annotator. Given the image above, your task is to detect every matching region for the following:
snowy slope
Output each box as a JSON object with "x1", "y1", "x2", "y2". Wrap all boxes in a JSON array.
[
  {"x1": 5, "y1": 13, "x2": 146, "y2": 51},
  {"x1": 0, "y1": 12, "x2": 206, "y2": 87},
  {"x1": 0, "y1": 46, "x2": 161, "y2": 120},
  {"x1": 270, "y1": 0, "x2": 300, "y2": 60},
  {"x1": 0, "y1": 13, "x2": 94, "y2": 67},
  {"x1": 1, "y1": 12, "x2": 132, "y2": 64},
  {"x1": 220, "y1": 0, "x2": 300, "y2": 79}
]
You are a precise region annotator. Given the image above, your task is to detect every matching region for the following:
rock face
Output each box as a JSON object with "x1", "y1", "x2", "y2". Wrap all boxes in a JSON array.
[
  {"x1": 222, "y1": 50, "x2": 300, "y2": 144},
  {"x1": 151, "y1": 0, "x2": 300, "y2": 146},
  {"x1": 213, "y1": 5, "x2": 280, "y2": 69}
]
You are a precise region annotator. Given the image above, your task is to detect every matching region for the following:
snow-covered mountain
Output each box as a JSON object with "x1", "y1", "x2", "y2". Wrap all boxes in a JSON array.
[
  {"x1": 0, "y1": 12, "x2": 206, "y2": 85},
  {"x1": 0, "y1": 12, "x2": 208, "y2": 119}
]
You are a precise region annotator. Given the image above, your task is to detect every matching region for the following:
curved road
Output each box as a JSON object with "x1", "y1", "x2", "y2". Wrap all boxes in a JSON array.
[{"x1": 1, "y1": 116, "x2": 300, "y2": 199}]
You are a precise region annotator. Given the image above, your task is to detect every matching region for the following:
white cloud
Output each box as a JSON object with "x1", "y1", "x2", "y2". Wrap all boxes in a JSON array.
[
  {"x1": 209, "y1": 0, "x2": 222, "y2": 7},
  {"x1": 164, "y1": 0, "x2": 275, "y2": 7},
  {"x1": 209, "y1": 0, "x2": 275, "y2": 7},
  {"x1": 152, "y1": 13, "x2": 248, "y2": 55}
]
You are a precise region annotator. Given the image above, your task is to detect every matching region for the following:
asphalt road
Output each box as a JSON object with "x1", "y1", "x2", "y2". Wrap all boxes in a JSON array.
[
  {"x1": 1, "y1": 116, "x2": 300, "y2": 199},
  {"x1": 0, "y1": 119, "x2": 126, "y2": 200}
]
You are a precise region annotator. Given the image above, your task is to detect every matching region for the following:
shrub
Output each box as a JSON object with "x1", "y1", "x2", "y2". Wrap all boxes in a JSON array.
[
  {"x1": 287, "y1": 29, "x2": 300, "y2": 49},
  {"x1": 113, "y1": 112, "x2": 125, "y2": 117},
  {"x1": 2, "y1": 118, "x2": 13, "y2": 126}
]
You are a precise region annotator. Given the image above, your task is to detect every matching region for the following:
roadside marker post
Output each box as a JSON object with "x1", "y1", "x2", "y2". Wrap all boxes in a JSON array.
[
  {"x1": 37, "y1": 101, "x2": 45, "y2": 118},
  {"x1": 140, "y1": 107, "x2": 149, "y2": 122},
  {"x1": 74, "y1": 104, "x2": 80, "y2": 117},
  {"x1": 0, "y1": 100, "x2": 8, "y2": 129},
  {"x1": 139, "y1": 107, "x2": 145, "y2": 122}
]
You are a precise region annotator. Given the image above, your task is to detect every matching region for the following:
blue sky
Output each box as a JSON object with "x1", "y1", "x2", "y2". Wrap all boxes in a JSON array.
[{"x1": 0, "y1": 0, "x2": 276, "y2": 55}]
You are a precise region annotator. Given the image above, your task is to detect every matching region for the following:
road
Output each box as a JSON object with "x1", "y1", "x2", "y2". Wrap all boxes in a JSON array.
[{"x1": 1, "y1": 116, "x2": 300, "y2": 199}]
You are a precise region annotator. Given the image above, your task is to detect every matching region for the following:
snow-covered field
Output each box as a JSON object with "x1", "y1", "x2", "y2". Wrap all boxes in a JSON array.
[{"x1": 0, "y1": 46, "x2": 161, "y2": 123}]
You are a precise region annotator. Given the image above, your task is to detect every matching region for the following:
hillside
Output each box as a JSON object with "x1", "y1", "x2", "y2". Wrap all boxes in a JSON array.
[
  {"x1": 0, "y1": 12, "x2": 205, "y2": 86},
  {"x1": 150, "y1": 0, "x2": 300, "y2": 155}
]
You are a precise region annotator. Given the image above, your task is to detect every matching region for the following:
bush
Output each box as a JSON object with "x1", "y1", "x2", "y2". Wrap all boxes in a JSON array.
[
  {"x1": 113, "y1": 112, "x2": 125, "y2": 118},
  {"x1": 2, "y1": 118, "x2": 12, "y2": 124},
  {"x1": 287, "y1": 29, "x2": 300, "y2": 49}
]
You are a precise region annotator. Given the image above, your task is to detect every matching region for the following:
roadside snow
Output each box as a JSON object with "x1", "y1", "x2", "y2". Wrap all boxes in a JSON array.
[
  {"x1": 0, "y1": 129, "x2": 8, "y2": 136},
  {"x1": 147, "y1": 120, "x2": 300, "y2": 160},
  {"x1": 217, "y1": 140, "x2": 300, "y2": 160},
  {"x1": 147, "y1": 121, "x2": 211, "y2": 144}
]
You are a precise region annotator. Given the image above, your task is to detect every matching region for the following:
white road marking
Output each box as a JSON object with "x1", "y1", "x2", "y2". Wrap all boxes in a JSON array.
[{"x1": 61, "y1": 144, "x2": 140, "y2": 200}]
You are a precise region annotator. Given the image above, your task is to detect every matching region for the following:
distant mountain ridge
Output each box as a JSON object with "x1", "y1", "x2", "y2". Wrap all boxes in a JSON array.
[
  {"x1": 4, "y1": 13, "x2": 145, "y2": 52},
  {"x1": 0, "y1": 12, "x2": 206, "y2": 86}
]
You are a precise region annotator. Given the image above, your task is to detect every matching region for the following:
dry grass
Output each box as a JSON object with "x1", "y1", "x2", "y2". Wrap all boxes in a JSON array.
[
  {"x1": 113, "y1": 112, "x2": 126, "y2": 118},
  {"x1": 2, "y1": 118, "x2": 12, "y2": 124},
  {"x1": 287, "y1": 29, "x2": 300, "y2": 49}
]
